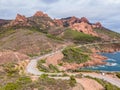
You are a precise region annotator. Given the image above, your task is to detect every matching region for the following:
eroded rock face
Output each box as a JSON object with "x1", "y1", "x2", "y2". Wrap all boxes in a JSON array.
[
  {"x1": 71, "y1": 22, "x2": 98, "y2": 36},
  {"x1": 92, "y1": 22, "x2": 102, "y2": 29},
  {"x1": 80, "y1": 17, "x2": 89, "y2": 23},
  {"x1": 34, "y1": 11, "x2": 48, "y2": 17},
  {"x1": 5, "y1": 14, "x2": 30, "y2": 27},
  {"x1": 54, "y1": 19, "x2": 63, "y2": 27},
  {"x1": 15, "y1": 14, "x2": 27, "y2": 22}
]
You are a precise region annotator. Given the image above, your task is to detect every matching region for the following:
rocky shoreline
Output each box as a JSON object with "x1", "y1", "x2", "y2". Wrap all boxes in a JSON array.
[{"x1": 62, "y1": 43, "x2": 120, "y2": 70}]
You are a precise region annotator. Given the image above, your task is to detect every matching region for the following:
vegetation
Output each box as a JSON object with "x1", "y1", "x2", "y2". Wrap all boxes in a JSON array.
[
  {"x1": 0, "y1": 62, "x2": 75, "y2": 90},
  {"x1": 63, "y1": 29, "x2": 101, "y2": 43},
  {"x1": 46, "y1": 34, "x2": 63, "y2": 41},
  {"x1": 37, "y1": 60, "x2": 49, "y2": 72},
  {"x1": 116, "y1": 72, "x2": 120, "y2": 78},
  {"x1": 37, "y1": 60, "x2": 59, "y2": 73},
  {"x1": 2, "y1": 62, "x2": 18, "y2": 76},
  {"x1": 49, "y1": 64, "x2": 59, "y2": 73},
  {"x1": 62, "y1": 46, "x2": 90, "y2": 64},
  {"x1": 86, "y1": 76, "x2": 120, "y2": 90},
  {"x1": 94, "y1": 28, "x2": 120, "y2": 40},
  {"x1": 69, "y1": 75, "x2": 77, "y2": 87}
]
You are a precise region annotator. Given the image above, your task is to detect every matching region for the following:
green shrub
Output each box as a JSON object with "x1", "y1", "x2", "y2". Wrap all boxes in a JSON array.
[
  {"x1": 46, "y1": 34, "x2": 63, "y2": 41},
  {"x1": 1, "y1": 83, "x2": 20, "y2": 90},
  {"x1": 116, "y1": 72, "x2": 120, "y2": 78},
  {"x1": 17, "y1": 76, "x2": 32, "y2": 85},
  {"x1": 3, "y1": 62, "x2": 18, "y2": 76},
  {"x1": 69, "y1": 76, "x2": 76, "y2": 87},
  {"x1": 49, "y1": 64, "x2": 59, "y2": 73},
  {"x1": 62, "y1": 47, "x2": 90, "y2": 64},
  {"x1": 87, "y1": 76, "x2": 120, "y2": 90},
  {"x1": 63, "y1": 29, "x2": 101, "y2": 43}
]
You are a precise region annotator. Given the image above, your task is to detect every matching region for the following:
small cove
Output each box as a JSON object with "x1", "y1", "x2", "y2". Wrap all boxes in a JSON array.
[{"x1": 82, "y1": 51, "x2": 120, "y2": 72}]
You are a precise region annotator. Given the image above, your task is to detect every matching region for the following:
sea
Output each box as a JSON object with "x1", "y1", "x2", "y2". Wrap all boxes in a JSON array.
[{"x1": 82, "y1": 51, "x2": 120, "y2": 72}]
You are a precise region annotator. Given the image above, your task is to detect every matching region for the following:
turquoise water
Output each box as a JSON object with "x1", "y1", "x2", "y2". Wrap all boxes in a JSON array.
[{"x1": 82, "y1": 52, "x2": 120, "y2": 72}]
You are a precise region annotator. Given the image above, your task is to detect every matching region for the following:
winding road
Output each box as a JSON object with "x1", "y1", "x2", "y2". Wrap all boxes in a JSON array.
[{"x1": 26, "y1": 42, "x2": 120, "y2": 88}]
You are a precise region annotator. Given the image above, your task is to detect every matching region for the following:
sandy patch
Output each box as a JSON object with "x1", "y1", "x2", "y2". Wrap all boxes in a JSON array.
[{"x1": 76, "y1": 78, "x2": 104, "y2": 90}]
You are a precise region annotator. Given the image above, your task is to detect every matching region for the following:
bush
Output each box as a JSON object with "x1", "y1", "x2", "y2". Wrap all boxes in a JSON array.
[
  {"x1": 0, "y1": 83, "x2": 20, "y2": 90},
  {"x1": 63, "y1": 29, "x2": 101, "y2": 43},
  {"x1": 62, "y1": 47, "x2": 90, "y2": 64},
  {"x1": 17, "y1": 76, "x2": 32, "y2": 85},
  {"x1": 46, "y1": 34, "x2": 63, "y2": 41},
  {"x1": 49, "y1": 64, "x2": 59, "y2": 73},
  {"x1": 116, "y1": 72, "x2": 120, "y2": 78},
  {"x1": 69, "y1": 76, "x2": 76, "y2": 87},
  {"x1": 87, "y1": 76, "x2": 120, "y2": 90},
  {"x1": 2, "y1": 62, "x2": 18, "y2": 76}
]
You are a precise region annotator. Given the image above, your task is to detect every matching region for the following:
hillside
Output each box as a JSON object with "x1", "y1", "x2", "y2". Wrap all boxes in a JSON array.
[{"x1": 0, "y1": 11, "x2": 120, "y2": 64}]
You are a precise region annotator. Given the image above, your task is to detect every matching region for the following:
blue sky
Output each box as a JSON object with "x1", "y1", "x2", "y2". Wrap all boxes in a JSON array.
[{"x1": 0, "y1": 0, "x2": 120, "y2": 33}]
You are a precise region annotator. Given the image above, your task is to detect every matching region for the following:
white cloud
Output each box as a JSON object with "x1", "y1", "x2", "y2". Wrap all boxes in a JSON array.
[{"x1": 0, "y1": 0, "x2": 120, "y2": 33}]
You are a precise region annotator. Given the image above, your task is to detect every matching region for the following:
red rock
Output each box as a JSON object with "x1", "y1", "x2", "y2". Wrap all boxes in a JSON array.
[
  {"x1": 5, "y1": 14, "x2": 30, "y2": 27},
  {"x1": 70, "y1": 22, "x2": 98, "y2": 36},
  {"x1": 92, "y1": 22, "x2": 102, "y2": 29},
  {"x1": 54, "y1": 19, "x2": 63, "y2": 27},
  {"x1": 15, "y1": 14, "x2": 27, "y2": 22},
  {"x1": 80, "y1": 17, "x2": 89, "y2": 23},
  {"x1": 34, "y1": 11, "x2": 48, "y2": 17}
]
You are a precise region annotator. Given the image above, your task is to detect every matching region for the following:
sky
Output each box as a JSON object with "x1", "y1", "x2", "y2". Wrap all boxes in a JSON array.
[{"x1": 0, "y1": 0, "x2": 120, "y2": 33}]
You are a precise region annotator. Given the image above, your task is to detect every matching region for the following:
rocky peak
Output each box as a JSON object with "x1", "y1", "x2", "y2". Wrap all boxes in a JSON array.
[
  {"x1": 34, "y1": 11, "x2": 48, "y2": 17},
  {"x1": 4, "y1": 14, "x2": 30, "y2": 27},
  {"x1": 15, "y1": 14, "x2": 27, "y2": 22},
  {"x1": 92, "y1": 22, "x2": 103, "y2": 29},
  {"x1": 80, "y1": 17, "x2": 89, "y2": 23},
  {"x1": 95, "y1": 22, "x2": 102, "y2": 28},
  {"x1": 70, "y1": 22, "x2": 98, "y2": 36},
  {"x1": 54, "y1": 19, "x2": 63, "y2": 27}
]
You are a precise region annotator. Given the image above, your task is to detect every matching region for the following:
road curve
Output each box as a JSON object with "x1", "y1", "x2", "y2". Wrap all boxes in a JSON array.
[
  {"x1": 83, "y1": 73, "x2": 120, "y2": 88},
  {"x1": 26, "y1": 42, "x2": 120, "y2": 88}
]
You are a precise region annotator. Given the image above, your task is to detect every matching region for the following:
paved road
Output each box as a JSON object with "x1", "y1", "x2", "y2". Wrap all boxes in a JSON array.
[
  {"x1": 26, "y1": 42, "x2": 120, "y2": 88},
  {"x1": 83, "y1": 73, "x2": 120, "y2": 88},
  {"x1": 26, "y1": 41, "x2": 120, "y2": 76},
  {"x1": 26, "y1": 50, "x2": 63, "y2": 75}
]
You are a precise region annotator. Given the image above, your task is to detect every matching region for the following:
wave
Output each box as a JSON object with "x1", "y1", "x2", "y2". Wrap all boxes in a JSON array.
[
  {"x1": 106, "y1": 62, "x2": 117, "y2": 66},
  {"x1": 107, "y1": 59, "x2": 116, "y2": 62}
]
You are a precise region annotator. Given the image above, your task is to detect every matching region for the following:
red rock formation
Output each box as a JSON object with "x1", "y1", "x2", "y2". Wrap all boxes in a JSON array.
[
  {"x1": 34, "y1": 11, "x2": 48, "y2": 17},
  {"x1": 80, "y1": 17, "x2": 89, "y2": 23},
  {"x1": 61, "y1": 16, "x2": 80, "y2": 26},
  {"x1": 70, "y1": 22, "x2": 98, "y2": 36},
  {"x1": 92, "y1": 22, "x2": 102, "y2": 29},
  {"x1": 54, "y1": 19, "x2": 63, "y2": 27},
  {"x1": 15, "y1": 14, "x2": 27, "y2": 22},
  {"x1": 5, "y1": 14, "x2": 30, "y2": 27}
]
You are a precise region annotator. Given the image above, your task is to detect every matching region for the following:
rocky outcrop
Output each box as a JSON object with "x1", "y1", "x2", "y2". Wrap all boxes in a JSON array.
[
  {"x1": 60, "y1": 16, "x2": 99, "y2": 36},
  {"x1": 92, "y1": 22, "x2": 103, "y2": 29},
  {"x1": 80, "y1": 17, "x2": 89, "y2": 23},
  {"x1": 5, "y1": 14, "x2": 30, "y2": 27},
  {"x1": 34, "y1": 11, "x2": 49, "y2": 17},
  {"x1": 62, "y1": 53, "x2": 107, "y2": 70},
  {"x1": 54, "y1": 19, "x2": 63, "y2": 27},
  {"x1": 70, "y1": 22, "x2": 98, "y2": 36}
]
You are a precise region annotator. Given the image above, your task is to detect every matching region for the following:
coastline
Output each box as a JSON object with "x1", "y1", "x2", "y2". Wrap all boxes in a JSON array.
[{"x1": 62, "y1": 43, "x2": 120, "y2": 70}]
